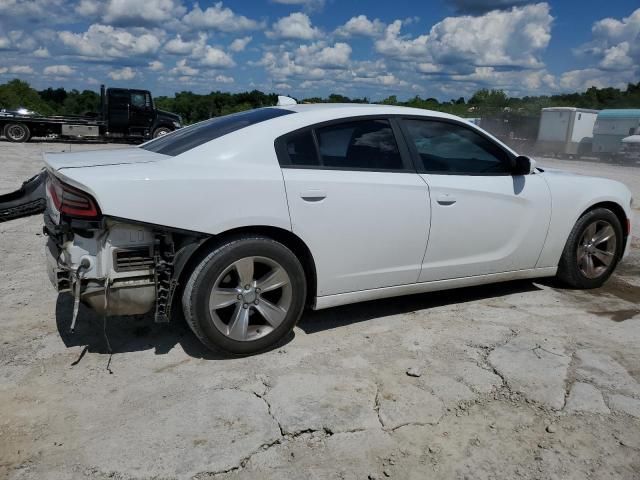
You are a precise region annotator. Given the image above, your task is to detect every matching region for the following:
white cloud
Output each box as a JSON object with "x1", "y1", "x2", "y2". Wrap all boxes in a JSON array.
[
  {"x1": 183, "y1": 2, "x2": 261, "y2": 32},
  {"x1": 578, "y1": 8, "x2": 640, "y2": 72},
  {"x1": 76, "y1": 0, "x2": 101, "y2": 17},
  {"x1": 164, "y1": 34, "x2": 206, "y2": 55},
  {"x1": 59, "y1": 24, "x2": 162, "y2": 59},
  {"x1": 214, "y1": 74, "x2": 234, "y2": 83},
  {"x1": 43, "y1": 64, "x2": 75, "y2": 76},
  {"x1": 170, "y1": 59, "x2": 199, "y2": 76},
  {"x1": 7, "y1": 65, "x2": 34, "y2": 74},
  {"x1": 447, "y1": 0, "x2": 535, "y2": 14},
  {"x1": 559, "y1": 67, "x2": 636, "y2": 92},
  {"x1": 0, "y1": 0, "x2": 67, "y2": 24},
  {"x1": 33, "y1": 46, "x2": 50, "y2": 57},
  {"x1": 376, "y1": 3, "x2": 552, "y2": 70},
  {"x1": 271, "y1": 0, "x2": 325, "y2": 12},
  {"x1": 76, "y1": 0, "x2": 186, "y2": 26},
  {"x1": 295, "y1": 42, "x2": 352, "y2": 69},
  {"x1": 108, "y1": 66, "x2": 138, "y2": 80},
  {"x1": 229, "y1": 36, "x2": 252, "y2": 52},
  {"x1": 0, "y1": 37, "x2": 10, "y2": 49},
  {"x1": 335, "y1": 15, "x2": 385, "y2": 38},
  {"x1": 200, "y1": 45, "x2": 235, "y2": 68},
  {"x1": 148, "y1": 60, "x2": 164, "y2": 71},
  {"x1": 267, "y1": 13, "x2": 321, "y2": 40}
]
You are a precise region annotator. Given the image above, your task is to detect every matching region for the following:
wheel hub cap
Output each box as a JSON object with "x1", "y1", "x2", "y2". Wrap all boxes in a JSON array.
[
  {"x1": 208, "y1": 256, "x2": 292, "y2": 342},
  {"x1": 577, "y1": 220, "x2": 617, "y2": 279}
]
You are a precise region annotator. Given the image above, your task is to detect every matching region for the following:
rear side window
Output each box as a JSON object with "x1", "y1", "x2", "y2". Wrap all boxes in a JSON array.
[
  {"x1": 286, "y1": 130, "x2": 319, "y2": 166},
  {"x1": 316, "y1": 119, "x2": 402, "y2": 170},
  {"x1": 142, "y1": 107, "x2": 295, "y2": 157}
]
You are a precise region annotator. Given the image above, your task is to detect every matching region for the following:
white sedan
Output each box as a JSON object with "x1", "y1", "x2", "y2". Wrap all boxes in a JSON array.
[{"x1": 40, "y1": 102, "x2": 633, "y2": 354}]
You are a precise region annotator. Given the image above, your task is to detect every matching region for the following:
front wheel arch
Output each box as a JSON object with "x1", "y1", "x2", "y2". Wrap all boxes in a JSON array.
[{"x1": 579, "y1": 201, "x2": 629, "y2": 246}]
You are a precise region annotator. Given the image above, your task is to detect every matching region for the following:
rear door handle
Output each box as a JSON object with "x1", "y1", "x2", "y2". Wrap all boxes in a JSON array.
[
  {"x1": 436, "y1": 194, "x2": 456, "y2": 206},
  {"x1": 300, "y1": 189, "x2": 327, "y2": 202}
]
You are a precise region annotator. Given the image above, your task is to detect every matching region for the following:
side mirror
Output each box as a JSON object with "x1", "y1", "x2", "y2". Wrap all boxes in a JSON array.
[{"x1": 513, "y1": 155, "x2": 536, "y2": 175}]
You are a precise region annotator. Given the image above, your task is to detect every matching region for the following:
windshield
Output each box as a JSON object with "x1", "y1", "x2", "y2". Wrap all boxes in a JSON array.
[{"x1": 141, "y1": 107, "x2": 295, "y2": 156}]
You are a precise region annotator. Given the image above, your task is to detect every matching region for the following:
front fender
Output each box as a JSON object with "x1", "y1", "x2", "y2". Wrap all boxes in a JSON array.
[{"x1": 536, "y1": 171, "x2": 633, "y2": 268}]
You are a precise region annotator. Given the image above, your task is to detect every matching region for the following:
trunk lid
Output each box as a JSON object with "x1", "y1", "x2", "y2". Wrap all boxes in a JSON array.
[{"x1": 44, "y1": 147, "x2": 167, "y2": 170}]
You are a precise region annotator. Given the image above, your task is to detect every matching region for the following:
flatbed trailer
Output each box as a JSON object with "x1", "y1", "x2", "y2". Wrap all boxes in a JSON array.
[{"x1": 0, "y1": 85, "x2": 182, "y2": 143}]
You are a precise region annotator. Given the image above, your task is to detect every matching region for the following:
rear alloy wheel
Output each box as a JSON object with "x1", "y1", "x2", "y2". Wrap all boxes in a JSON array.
[
  {"x1": 153, "y1": 126, "x2": 172, "y2": 138},
  {"x1": 182, "y1": 236, "x2": 306, "y2": 354},
  {"x1": 4, "y1": 123, "x2": 30, "y2": 143},
  {"x1": 557, "y1": 208, "x2": 623, "y2": 288}
]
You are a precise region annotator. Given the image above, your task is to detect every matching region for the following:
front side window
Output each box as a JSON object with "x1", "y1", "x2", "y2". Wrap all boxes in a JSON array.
[
  {"x1": 131, "y1": 93, "x2": 146, "y2": 108},
  {"x1": 403, "y1": 119, "x2": 511, "y2": 174},
  {"x1": 315, "y1": 119, "x2": 403, "y2": 170}
]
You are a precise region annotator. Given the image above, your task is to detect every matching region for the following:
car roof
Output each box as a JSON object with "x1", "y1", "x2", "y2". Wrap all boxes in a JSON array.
[{"x1": 276, "y1": 103, "x2": 460, "y2": 121}]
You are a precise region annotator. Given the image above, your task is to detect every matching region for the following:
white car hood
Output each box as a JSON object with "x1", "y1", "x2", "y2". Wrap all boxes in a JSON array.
[
  {"x1": 621, "y1": 135, "x2": 640, "y2": 144},
  {"x1": 44, "y1": 147, "x2": 167, "y2": 170}
]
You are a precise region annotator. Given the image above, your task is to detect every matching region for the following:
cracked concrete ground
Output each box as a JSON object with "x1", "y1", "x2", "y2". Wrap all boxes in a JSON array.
[{"x1": 1, "y1": 142, "x2": 639, "y2": 479}]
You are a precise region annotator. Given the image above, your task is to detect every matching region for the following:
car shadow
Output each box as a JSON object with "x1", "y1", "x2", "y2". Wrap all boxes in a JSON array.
[{"x1": 55, "y1": 280, "x2": 542, "y2": 361}]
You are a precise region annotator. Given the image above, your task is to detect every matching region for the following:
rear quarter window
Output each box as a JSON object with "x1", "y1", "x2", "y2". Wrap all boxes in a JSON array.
[{"x1": 142, "y1": 107, "x2": 294, "y2": 157}]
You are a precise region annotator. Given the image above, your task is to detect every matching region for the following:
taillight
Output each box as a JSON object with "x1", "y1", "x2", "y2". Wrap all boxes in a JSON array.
[{"x1": 47, "y1": 174, "x2": 101, "y2": 218}]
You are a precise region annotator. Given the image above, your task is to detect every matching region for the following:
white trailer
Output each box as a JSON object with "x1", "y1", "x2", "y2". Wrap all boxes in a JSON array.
[{"x1": 536, "y1": 107, "x2": 599, "y2": 157}]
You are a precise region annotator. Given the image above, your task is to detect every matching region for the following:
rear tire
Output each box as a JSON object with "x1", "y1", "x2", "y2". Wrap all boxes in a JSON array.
[
  {"x1": 182, "y1": 236, "x2": 306, "y2": 355},
  {"x1": 4, "y1": 123, "x2": 31, "y2": 142},
  {"x1": 556, "y1": 208, "x2": 623, "y2": 289}
]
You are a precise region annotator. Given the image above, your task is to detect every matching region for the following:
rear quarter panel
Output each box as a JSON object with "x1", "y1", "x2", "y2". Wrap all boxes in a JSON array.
[{"x1": 55, "y1": 127, "x2": 292, "y2": 235}]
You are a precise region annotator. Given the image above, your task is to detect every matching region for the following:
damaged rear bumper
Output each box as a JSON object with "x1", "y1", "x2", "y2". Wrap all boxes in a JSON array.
[
  {"x1": 44, "y1": 216, "x2": 167, "y2": 318},
  {"x1": 0, "y1": 171, "x2": 46, "y2": 222}
]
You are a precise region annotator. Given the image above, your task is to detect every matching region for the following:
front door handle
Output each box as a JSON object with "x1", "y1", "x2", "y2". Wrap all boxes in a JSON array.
[
  {"x1": 436, "y1": 194, "x2": 456, "y2": 206},
  {"x1": 301, "y1": 189, "x2": 327, "y2": 202}
]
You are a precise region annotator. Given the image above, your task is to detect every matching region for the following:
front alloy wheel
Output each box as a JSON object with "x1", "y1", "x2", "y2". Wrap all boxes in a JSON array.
[
  {"x1": 183, "y1": 236, "x2": 306, "y2": 354},
  {"x1": 557, "y1": 207, "x2": 623, "y2": 288},
  {"x1": 576, "y1": 220, "x2": 617, "y2": 279}
]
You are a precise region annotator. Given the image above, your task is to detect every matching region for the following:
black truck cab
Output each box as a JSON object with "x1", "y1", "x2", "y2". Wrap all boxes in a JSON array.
[{"x1": 104, "y1": 87, "x2": 181, "y2": 139}]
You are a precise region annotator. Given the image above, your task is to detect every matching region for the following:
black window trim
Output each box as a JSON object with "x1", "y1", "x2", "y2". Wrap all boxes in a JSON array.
[
  {"x1": 396, "y1": 115, "x2": 517, "y2": 176},
  {"x1": 274, "y1": 115, "x2": 416, "y2": 173}
]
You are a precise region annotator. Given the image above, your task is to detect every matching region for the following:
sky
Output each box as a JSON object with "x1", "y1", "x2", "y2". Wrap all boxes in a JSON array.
[{"x1": 0, "y1": 0, "x2": 638, "y2": 101}]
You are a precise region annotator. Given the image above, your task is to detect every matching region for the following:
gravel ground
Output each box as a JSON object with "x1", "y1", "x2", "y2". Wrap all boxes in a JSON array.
[{"x1": 1, "y1": 142, "x2": 639, "y2": 480}]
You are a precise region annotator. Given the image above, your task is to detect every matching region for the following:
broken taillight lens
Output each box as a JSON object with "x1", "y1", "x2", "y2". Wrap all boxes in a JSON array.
[{"x1": 47, "y1": 174, "x2": 101, "y2": 219}]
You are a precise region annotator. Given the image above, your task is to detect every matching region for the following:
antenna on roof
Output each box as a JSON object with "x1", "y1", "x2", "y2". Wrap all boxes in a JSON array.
[{"x1": 277, "y1": 96, "x2": 297, "y2": 106}]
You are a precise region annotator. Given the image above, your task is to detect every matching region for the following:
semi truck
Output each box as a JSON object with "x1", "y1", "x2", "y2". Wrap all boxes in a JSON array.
[{"x1": 0, "y1": 85, "x2": 182, "y2": 143}]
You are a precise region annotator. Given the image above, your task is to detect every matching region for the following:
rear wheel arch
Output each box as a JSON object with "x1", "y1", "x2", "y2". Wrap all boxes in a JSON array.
[{"x1": 174, "y1": 225, "x2": 318, "y2": 310}]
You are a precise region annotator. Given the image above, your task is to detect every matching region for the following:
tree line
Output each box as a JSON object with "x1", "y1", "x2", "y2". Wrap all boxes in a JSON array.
[{"x1": 1, "y1": 78, "x2": 639, "y2": 124}]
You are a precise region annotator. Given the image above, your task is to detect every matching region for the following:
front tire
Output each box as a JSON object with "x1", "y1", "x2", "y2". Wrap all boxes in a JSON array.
[
  {"x1": 4, "y1": 123, "x2": 31, "y2": 142},
  {"x1": 153, "y1": 126, "x2": 172, "y2": 138},
  {"x1": 557, "y1": 208, "x2": 623, "y2": 289},
  {"x1": 182, "y1": 236, "x2": 307, "y2": 355}
]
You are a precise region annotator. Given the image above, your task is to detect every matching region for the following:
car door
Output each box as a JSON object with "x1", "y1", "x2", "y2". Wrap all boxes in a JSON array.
[
  {"x1": 277, "y1": 117, "x2": 430, "y2": 296},
  {"x1": 128, "y1": 90, "x2": 154, "y2": 132},
  {"x1": 399, "y1": 118, "x2": 551, "y2": 282}
]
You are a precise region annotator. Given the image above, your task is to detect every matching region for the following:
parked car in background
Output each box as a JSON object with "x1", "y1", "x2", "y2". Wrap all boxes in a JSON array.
[
  {"x1": 620, "y1": 133, "x2": 640, "y2": 162},
  {"x1": 3, "y1": 102, "x2": 633, "y2": 355}
]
